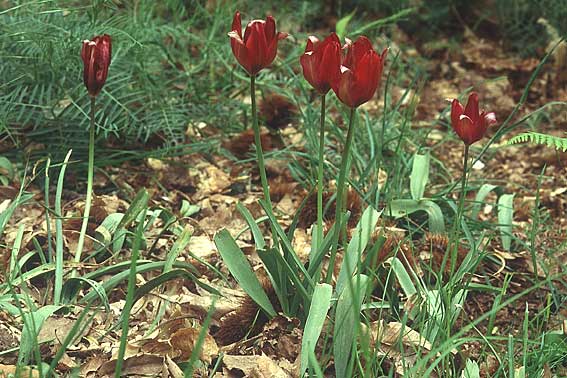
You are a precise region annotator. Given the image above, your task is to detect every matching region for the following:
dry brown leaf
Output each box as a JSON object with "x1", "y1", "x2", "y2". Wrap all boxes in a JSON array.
[
  {"x1": 223, "y1": 354, "x2": 291, "y2": 378},
  {"x1": 80, "y1": 354, "x2": 107, "y2": 378},
  {"x1": 291, "y1": 228, "x2": 311, "y2": 263},
  {"x1": 37, "y1": 316, "x2": 79, "y2": 344},
  {"x1": 194, "y1": 163, "x2": 232, "y2": 196},
  {"x1": 165, "y1": 355, "x2": 185, "y2": 378},
  {"x1": 98, "y1": 354, "x2": 164, "y2": 377},
  {"x1": 170, "y1": 327, "x2": 219, "y2": 363},
  {"x1": 377, "y1": 321, "x2": 433, "y2": 351},
  {"x1": 188, "y1": 235, "x2": 217, "y2": 259},
  {"x1": 0, "y1": 364, "x2": 40, "y2": 378}
]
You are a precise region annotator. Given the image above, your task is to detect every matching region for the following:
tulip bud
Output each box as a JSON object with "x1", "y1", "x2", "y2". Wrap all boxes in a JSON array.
[
  {"x1": 331, "y1": 36, "x2": 387, "y2": 108},
  {"x1": 228, "y1": 11, "x2": 287, "y2": 76},
  {"x1": 300, "y1": 33, "x2": 341, "y2": 94},
  {"x1": 81, "y1": 34, "x2": 112, "y2": 97},
  {"x1": 450, "y1": 92, "x2": 497, "y2": 145}
]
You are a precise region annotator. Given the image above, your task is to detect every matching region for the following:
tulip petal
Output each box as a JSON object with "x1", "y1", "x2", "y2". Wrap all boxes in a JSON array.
[
  {"x1": 232, "y1": 11, "x2": 242, "y2": 38},
  {"x1": 305, "y1": 36, "x2": 319, "y2": 53},
  {"x1": 245, "y1": 21, "x2": 266, "y2": 74},
  {"x1": 482, "y1": 111, "x2": 497, "y2": 126},
  {"x1": 352, "y1": 51, "x2": 380, "y2": 105},
  {"x1": 335, "y1": 67, "x2": 357, "y2": 108},
  {"x1": 264, "y1": 16, "x2": 276, "y2": 42},
  {"x1": 456, "y1": 115, "x2": 477, "y2": 145},
  {"x1": 451, "y1": 99, "x2": 464, "y2": 130},
  {"x1": 344, "y1": 36, "x2": 373, "y2": 70},
  {"x1": 464, "y1": 92, "x2": 480, "y2": 125},
  {"x1": 300, "y1": 33, "x2": 341, "y2": 94}
]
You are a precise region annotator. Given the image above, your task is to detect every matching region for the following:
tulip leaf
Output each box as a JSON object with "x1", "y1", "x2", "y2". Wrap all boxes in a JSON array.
[
  {"x1": 472, "y1": 184, "x2": 499, "y2": 219},
  {"x1": 214, "y1": 229, "x2": 276, "y2": 317},
  {"x1": 388, "y1": 256, "x2": 417, "y2": 298},
  {"x1": 20, "y1": 305, "x2": 63, "y2": 365},
  {"x1": 410, "y1": 152, "x2": 430, "y2": 200},
  {"x1": 0, "y1": 156, "x2": 14, "y2": 185},
  {"x1": 336, "y1": 10, "x2": 356, "y2": 38},
  {"x1": 334, "y1": 274, "x2": 369, "y2": 378},
  {"x1": 497, "y1": 194, "x2": 515, "y2": 251},
  {"x1": 300, "y1": 283, "x2": 332, "y2": 377},
  {"x1": 388, "y1": 199, "x2": 445, "y2": 233},
  {"x1": 336, "y1": 206, "x2": 381, "y2": 295},
  {"x1": 462, "y1": 359, "x2": 481, "y2": 378}
]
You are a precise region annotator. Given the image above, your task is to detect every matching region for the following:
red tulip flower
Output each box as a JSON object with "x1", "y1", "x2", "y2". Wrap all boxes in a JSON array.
[
  {"x1": 300, "y1": 33, "x2": 341, "y2": 94},
  {"x1": 228, "y1": 11, "x2": 287, "y2": 76},
  {"x1": 332, "y1": 36, "x2": 388, "y2": 108},
  {"x1": 450, "y1": 92, "x2": 497, "y2": 145},
  {"x1": 81, "y1": 34, "x2": 112, "y2": 97}
]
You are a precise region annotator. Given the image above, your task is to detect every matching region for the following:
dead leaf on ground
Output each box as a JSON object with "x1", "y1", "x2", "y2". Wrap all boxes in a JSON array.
[
  {"x1": 97, "y1": 354, "x2": 164, "y2": 377},
  {"x1": 223, "y1": 354, "x2": 291, "y2": 378},
  {"x1": 170, "y1": 326, "x2": 219, "y2": 362},
  {"x1": 0, "y1": 364, "x2": 40, "y2": 378}
]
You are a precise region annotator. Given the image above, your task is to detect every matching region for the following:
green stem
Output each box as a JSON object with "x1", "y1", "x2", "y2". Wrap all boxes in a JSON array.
[
  {"x1": 325, "y1": 107, "x2": 357, "y2": 284},
  {"x1": 250, "y1": 75, "x2": 271, "y2": 206},
  {"x1": 453, "y1": 144, "x2": 469, "y2": 240},
  {"x1": 458, "y1": 144, "x2": 469, "y2": 224},
  {"x1": 442, "y1": 143, "x2": 470, "y2": 277},
  {"x1": 74, "y1": 96, "x2": 96, "y2": 275},
  {"x1": 250, "y1": 75, "x2": 278, "y2": 247},
  {"x1": 316, "y1": 94, "x2": 326, "y2": 252}
]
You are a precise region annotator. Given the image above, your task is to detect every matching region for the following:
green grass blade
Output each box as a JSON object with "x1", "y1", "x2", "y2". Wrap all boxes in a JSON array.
[
  {"x1": 184, "y1": 297, "x2": 217, "y2": 378},
  {"x1": 115, "y1": 206, "x2": 147, "y2": 378},
  {"x1": 116, "y1": 188, "x2": 149, "y2": 230},
  {"x1": 236, "y1": 202, "x2": 266, "y2": 252},
  {"x1": 214, "y1": 229, "x2": 276, "y2": 317},
  {"x1": 47, "y1": 301, "x2": 96, "y2": 377},
  {"x1": 54, "y1": 150, "x2": 72, "y2": 306}
]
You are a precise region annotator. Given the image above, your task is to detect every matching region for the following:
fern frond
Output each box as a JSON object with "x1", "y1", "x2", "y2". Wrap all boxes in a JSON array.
[{"x1": 508, "y1": 132, "x2": 567, "y2": 152}]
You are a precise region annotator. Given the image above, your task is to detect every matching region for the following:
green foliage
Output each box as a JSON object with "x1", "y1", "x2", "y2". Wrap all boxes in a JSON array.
[
  {"x1": 337, "y1": 0, "x2": 565, "y2": 56},
  {"x1": 0, "y1": 1, "x2": 239, "y2": 164},
  {"x1": 508, "y1": 132, "x2": 567, "y2": 152}
]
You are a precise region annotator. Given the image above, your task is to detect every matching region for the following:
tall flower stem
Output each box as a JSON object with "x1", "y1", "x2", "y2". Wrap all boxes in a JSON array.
[
  {"x1": 325, "y1": 107, "x2": 356, "y2": 284},
  {"x1": 444, "y1": 144, "x2": 470, "y2": 275},
  {"x1": 250, "y1": 75, "x2": 271, "y2": 205},
  {"x1": 250, "y1": 75, "x2": 278, "y2": 246},
  {"x1": 316, "y1": 94, "x2": 327, "y2": 251},
  {"x1": 74, "y1": 96, "x2": 96, "y2": 275},
  {"x1": 458, "y1": 144, "x2": 470, "y2": 226}
]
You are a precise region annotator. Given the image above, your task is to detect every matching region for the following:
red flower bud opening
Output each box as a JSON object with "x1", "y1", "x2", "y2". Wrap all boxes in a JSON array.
[
  {"x1": 300, "y1": 33, "x2": 341, "y2": 94},
  {"x1": 229, "y1": 11, "x2": 287, "y2": 76},
  {"x1": 450, "y1": 92, "x2": 497, "y2": 145},
  {"x1": 331, "y1": 36, "x2": 388, "y2": 108},
  {"x1": 81, "y1": 34, "x2": 112, "y2": 97}
]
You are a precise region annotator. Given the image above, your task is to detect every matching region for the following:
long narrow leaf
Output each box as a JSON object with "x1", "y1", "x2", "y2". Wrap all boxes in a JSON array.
[
  {"x1": 410, "y1": 152, "x2": 430, "y2": 200},
  {"x1": 498, "y1": 194, "x2": 515, "y2": 251},
  {"x1": 54, "y1": 150, "x2": 72, "y2": 305},
  {"x1": 214, "y1": 229, "x2": 276, "y2": 317},
  {"x1": 334, "y1": 274, "x2": 369, "y2": 378},
  {"x1": 336, "y1": 207, "x2": 381, "y2": 295},
  {"x1": 300, "y1": 283, "x2": 332, "y2": 376}
]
